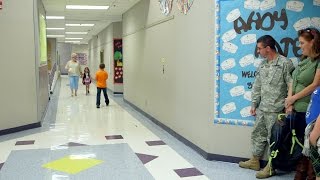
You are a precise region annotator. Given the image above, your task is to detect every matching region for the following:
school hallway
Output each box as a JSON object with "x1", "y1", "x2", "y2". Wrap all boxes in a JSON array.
[{"x1": 0, "y1": 76, "x2": 294, "y2": 180}]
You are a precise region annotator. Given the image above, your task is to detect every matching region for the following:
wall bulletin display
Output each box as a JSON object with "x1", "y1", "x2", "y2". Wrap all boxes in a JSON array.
[
  {"x1": 159, "y1": 0, "x2": 173, "y2": 15},
  {"x1": 214, "y1": 0, "x2": 320, "y2": 126},
  {"x1": 177, "y1": 0, "x2": 194, "y2": 14},
  {"x1": 114, "y1": 39, "x2": 123, "y2": 84},
  {"x1": 158, "y1": 0, "x2": 194, "y2": 15},
  {"x1": 39, "y1": 14, "x2": 47, "y2": 65},
  {"x1": 76, "y1": 53, "x2": 87, "y2": 65}
]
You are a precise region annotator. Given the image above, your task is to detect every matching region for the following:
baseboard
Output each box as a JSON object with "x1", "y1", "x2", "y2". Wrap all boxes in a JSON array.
[
  {"x1": 123, "y1": 98, "x2": 251, "y2": 163},
  {"x1": 107, "y1": 88, "x2": 123, "y2": 95},
  {"x1": 0, "y1": 122, "x2": 41, "y2": 136}
]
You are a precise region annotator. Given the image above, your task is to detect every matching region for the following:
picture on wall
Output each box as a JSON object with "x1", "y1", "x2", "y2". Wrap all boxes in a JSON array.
[
  {"x1": 76, "y1": 53, "x2": 87, "y2": 65},
  {"x1": 39, "y1": 14, "x2": 47, "y2": 66},
  {"x1": 214, "y1": 0, "x2": 320, "y2": 126},
  {"x1": 159, "y1": 0, "x2": 173, "y2": 15},
  {"x1": 114, "y1": 39, "x2": 123, "y2": 84}
]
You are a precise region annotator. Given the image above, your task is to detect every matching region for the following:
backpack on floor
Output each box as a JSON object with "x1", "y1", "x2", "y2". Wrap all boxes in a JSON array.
[{"x1": 268, "y1": 113, "x2": 304, "y2": 171}]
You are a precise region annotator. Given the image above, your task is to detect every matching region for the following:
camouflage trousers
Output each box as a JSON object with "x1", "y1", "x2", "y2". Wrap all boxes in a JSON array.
[{"x1": 251, "y1": 109, "x2": 279, "y2": 157}]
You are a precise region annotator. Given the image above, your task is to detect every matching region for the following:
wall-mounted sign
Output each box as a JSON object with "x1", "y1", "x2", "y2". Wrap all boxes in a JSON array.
[{"x1": 159, "y1": 0, "x2": 173, "y2": 16}]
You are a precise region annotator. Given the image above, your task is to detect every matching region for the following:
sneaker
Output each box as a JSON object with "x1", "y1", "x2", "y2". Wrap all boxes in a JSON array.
[{"x1": 96, "y1": 105, "x2": 100, "y2": 108}]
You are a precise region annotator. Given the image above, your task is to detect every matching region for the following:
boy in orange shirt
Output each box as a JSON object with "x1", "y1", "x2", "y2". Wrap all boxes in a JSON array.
[{"x1": 95, "y1": 63, "x2": 109, "y2": 108}]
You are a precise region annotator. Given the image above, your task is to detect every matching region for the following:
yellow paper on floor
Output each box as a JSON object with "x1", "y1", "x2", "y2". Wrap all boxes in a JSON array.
[{"x1": 42, "y1": 155, "x2": 103, "y2": 174}]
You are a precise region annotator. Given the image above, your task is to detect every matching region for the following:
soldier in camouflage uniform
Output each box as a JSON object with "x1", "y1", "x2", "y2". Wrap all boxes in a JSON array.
[{"x1": 238, "y1": 35, "x2": 294, "y2": 179}]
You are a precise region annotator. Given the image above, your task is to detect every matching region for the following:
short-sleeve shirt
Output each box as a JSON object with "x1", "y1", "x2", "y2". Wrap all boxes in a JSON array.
[
  {"x1": 306, "y1": 87, "x2": 320, "y2": 125},
  {"x1": 96, "y1": 69, "x2": 108, "y2": 88},
  {"x1": 292, "y1": 57, "x2": 320, "y2": 112}
]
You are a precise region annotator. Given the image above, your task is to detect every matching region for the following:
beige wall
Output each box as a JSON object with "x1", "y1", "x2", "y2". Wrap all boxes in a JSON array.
[
  {"x1": 0, "y1": 0, "x2": 41, "y2": 130},
  {"x1": 88, "y1": 22, "x2": 123, "y2": 93},
  {"x1": 122, "y1": 0, "x2": 252, "y2": 158}
]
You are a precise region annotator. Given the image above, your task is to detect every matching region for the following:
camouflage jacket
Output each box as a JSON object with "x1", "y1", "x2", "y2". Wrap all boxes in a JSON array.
[{"x1": 252, "y1": 54, "x2": 294, "y2": 112}]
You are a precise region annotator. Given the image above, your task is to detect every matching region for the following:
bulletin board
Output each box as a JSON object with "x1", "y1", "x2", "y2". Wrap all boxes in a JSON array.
[
  {"x1": 214, "y1": 0, "x2": 320, "y2": 126},
  {"x1": 114, "y1": 39, "x2": 123, "y2": 84}
]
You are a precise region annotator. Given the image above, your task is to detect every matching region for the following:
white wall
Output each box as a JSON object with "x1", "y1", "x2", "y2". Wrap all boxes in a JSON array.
[
  {"x1": 122, "y1": 0, "x2": 252, "y2": 159},
  {"x1": 0, "y1": 0, "x2": 40, "y2": 130},
  {"x1": 88, "y1": 22, "x2": 123, "y2": 93},
  {"x1": 57, "y1": 43, "x2": 72, "y2": 75}
]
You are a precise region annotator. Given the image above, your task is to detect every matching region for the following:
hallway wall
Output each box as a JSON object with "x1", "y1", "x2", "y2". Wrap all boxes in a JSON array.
[
  {"x1": 122, "y1": 0, "x2": 252, "y2": 159},
  {"x1": 88, "y1": 22, "x2": 123, "y2": 93},
  {"x1": 0, "y1": 0, "x2": 42, "y2": 131}
]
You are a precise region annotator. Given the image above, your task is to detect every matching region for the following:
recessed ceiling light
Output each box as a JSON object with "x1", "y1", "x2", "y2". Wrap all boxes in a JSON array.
[
  {"x1": 66, "y1": 24, "x2": 95, "y2": 27},
  {"x1": 65, "y1": 38, "x2": 83, "y2": 40},
  {"x1": 65, "y1": 32, "x2": 88, "y2": 34},
  {"x1": 65, "y1": 41, "x2": 81, "y2": 43},
  {"x1": 47, "y1": 35, "x2": 65, "y2": 37},
  {"x1": 46, "y1": 28, "x2": 65, "y2": 30},
  {"x1": 66, "y1": 5, "x2": 109, "y2": 10},
  {"x1": 46, "y1": 16, "x2": 65, "y2": 19}
]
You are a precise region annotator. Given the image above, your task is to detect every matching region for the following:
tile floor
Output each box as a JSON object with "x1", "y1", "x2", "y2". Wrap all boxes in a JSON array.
[{"x1": 0, "y1": 76, "x2": 294, "y2": 180}]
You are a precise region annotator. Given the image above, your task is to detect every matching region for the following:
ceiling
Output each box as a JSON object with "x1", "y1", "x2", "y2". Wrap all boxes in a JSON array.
[{"x1": 42, "y1": 0, "x2": 140, "y2": 44}]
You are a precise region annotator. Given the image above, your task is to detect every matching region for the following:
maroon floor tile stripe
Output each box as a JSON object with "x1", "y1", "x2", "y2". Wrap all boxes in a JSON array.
[
  {"x1": 136, "y1": 153, "x2": 158, "y2": 164},
  {"x1": 174, "y1": 167, "x2": 203, "y2": 178},
  {"x1": 62, "y1": 142, "x2": 87, "y2": 147},
  {"x1": 15, "y1": 140, "x2": 35, "y2": 146},
  {"x1": 145, "y1": 140, "x2": 166, "y2": 146},
  {"x1": 105, "y1": 135, "x2": 123, "y2": 140}
]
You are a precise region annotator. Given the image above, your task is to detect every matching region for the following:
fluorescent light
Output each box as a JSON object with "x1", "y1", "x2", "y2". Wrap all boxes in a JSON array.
[
  {"x1": 66, "y1": 5, "x2": 109, "y2": 10},
  {"x1": 46, "y1": 28, "x2": 65, "y2": 30},
  {"x1": 65, "y1": 32, "x2": 88, "y2": 34},
  {"x1": 65, "y1": 41, "x2": 81, "y2": 43},
  {"x1": 47, "y1": 35, "x2": 65, "y2": 37},
  {"x1": 46, "y1": 16, "x2": 65, "y2": 19},
  {"x1": 65, "y1": 38, "x2": 83, "y2": 40},
  {"x1": 66, "y1": 24, "x2": 94, "y2": 27}
]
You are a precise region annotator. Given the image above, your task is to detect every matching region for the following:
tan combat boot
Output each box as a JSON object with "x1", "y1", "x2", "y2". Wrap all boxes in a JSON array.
[
  {"x1": 239, "y1": 156, "x2": 260, "y2": 171},
  {"x1": 256, "y1": 163, "x2": 275, "y2": 179}
]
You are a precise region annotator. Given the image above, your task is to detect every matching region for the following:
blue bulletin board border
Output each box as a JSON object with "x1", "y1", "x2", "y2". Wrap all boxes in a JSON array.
[{"x1": 213, "y1": 0, "x2": 254, "y2": 127}]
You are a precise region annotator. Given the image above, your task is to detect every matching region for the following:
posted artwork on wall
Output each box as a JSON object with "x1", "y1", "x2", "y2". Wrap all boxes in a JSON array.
[
  {"x1": 76, "y1": 53, "x2": 87, "y2": 65},
  {"x1": 177, "y1": 0, "x2": 194, "y2": 14},
  {"x1": 114, "y1": 39, "x2": 123, "y2": 84},
  {"x1": 39, "y1": 14, "x2": 47, "y2": 66},
  {"x1": 159, "y1": 0, "x2": 173, "y2": 15},
  {"x1": 214, "y1": 0, "x2": 320, "y2": 126}
]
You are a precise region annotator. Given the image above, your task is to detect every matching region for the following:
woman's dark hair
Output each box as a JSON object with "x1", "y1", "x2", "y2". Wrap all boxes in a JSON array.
[
  {"x1": 298, "y1": 28, "x2": 320, "y2": 59},
  {"x1": 256, "y1": 35, "x2": 276, "y2": 51}
]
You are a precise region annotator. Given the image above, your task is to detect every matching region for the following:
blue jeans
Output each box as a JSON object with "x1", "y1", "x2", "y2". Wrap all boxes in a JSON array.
[
  {"x1": 69, "y1": 76, "x2": 79, "y2": 90},
  {"x1": 96, "y1": 88, "x2": 109, "y2": 106}
]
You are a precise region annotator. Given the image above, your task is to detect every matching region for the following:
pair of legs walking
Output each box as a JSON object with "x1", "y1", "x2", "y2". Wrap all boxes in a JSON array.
[
  {"x1": 69, "y1": 76, "x2": 79, "y2": 96},
  {"x1": 96, "y1": 87, "x2": 109, "y2": 108}
]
